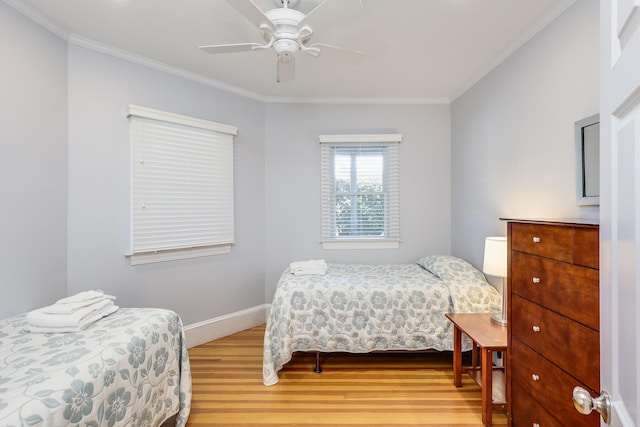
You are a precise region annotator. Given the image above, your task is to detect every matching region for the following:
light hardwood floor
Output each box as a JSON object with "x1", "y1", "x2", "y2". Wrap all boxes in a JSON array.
[{"x1": 185, "y1": 325, "x2": 507, "y2": 426}]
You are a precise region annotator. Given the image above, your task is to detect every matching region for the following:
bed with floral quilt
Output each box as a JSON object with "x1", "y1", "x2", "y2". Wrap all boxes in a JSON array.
[
  {"x1": 0, "y1": 307, "x2": 191, "y2": 426},
  {"x1": 263, "y1": 255, "x2": 502, "y2": 386}
]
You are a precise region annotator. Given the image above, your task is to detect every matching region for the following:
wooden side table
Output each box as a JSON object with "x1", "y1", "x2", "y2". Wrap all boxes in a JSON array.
[{"x1": 445, "y1": 313, "x2": 507, "y2": 427}]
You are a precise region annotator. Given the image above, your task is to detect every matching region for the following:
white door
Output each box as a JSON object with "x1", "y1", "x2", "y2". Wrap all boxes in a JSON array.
[{"x1": 600, "y1": 0, "x2": 640, "y2": 425}]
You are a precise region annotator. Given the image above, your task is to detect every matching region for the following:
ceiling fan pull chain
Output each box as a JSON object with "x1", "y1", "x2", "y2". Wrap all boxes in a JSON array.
[{"x1": 276, "y1": 55, "x2": 282, "y2": 82}]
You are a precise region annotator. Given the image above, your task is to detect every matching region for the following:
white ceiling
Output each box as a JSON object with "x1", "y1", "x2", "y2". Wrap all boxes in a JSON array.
[{"x1": 6, "y1": 0, "x2": 575, "y2": 103}]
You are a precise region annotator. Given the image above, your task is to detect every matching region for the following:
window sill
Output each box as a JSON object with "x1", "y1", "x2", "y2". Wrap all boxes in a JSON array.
[
  {"x1": 321, "y1": 240, "x2": 399, "y2": 250},
  {"x1": 128, "y1": 244, "x2": 231, "y2": 265}
]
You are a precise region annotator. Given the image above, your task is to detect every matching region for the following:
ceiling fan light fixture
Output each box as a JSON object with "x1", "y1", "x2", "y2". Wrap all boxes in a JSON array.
[
  {"x1": 279, "y1": 52, "x2": 293, "y2": 64},
  {"x1": 273, "y1": 39, "x2": 300, "y2": 55}
]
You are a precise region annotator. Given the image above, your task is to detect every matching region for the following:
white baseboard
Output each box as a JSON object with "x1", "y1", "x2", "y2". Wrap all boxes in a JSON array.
[{"x1": 183, "y1": 304, "x2": 269, "y2": 348}]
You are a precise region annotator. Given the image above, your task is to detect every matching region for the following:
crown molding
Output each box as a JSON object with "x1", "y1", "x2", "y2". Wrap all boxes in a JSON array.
[
  {"x1": 264, "y1": 96, "x2": 450, "y2": 105},
  {"x1": 68, "y1": 34, "x2": 269, "y2": 103}
]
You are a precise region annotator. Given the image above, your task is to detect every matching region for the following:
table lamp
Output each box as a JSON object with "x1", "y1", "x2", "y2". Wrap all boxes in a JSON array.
[{"x1": 483, "y1": 236, "x2": 507, "y2": 326}]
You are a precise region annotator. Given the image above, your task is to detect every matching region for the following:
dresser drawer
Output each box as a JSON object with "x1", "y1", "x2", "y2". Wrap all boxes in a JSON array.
[
  {"x1": 574, "y1": 227, "x2": 599, "y2": 269},
  {"x1": 512, "y1": 295, "x2": 599, "y2": 391},
  {"x1": 512, "y1": 387, "x2": 565, "y2": 427},
  {"x1": 511, "y1": 223, "x2": 573, "y2": 262},
  {"x1": 511, "y1": 252, "x2": 599, "y2": 330},
  {"x1": 511, "y1": 338, "x2": 600, "y2": 427}
]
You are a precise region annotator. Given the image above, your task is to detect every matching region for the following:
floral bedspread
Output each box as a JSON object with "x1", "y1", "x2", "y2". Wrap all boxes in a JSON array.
[
  {"x1": 0, "y1": 308, "x2": 191, "y2": 426},
  {"x1": 263, "y1": 260, "x2": 501, "y2": 386}
]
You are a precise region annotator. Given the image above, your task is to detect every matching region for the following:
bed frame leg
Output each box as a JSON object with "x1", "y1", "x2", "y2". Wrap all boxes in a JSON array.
[{"x1": 313, "y1": 352, "x2": 323, "y2": 374}]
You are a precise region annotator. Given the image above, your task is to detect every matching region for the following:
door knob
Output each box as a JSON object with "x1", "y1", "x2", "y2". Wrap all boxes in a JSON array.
[{"x1": 572, "y1": 386, "x2": 611, "y2": 424}]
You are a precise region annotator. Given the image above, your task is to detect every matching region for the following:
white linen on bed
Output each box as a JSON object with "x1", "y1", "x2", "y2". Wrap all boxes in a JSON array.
[
  {"x1": 263, "y1": 261, "x2": 501, "y2": 386},
  {"x1": 26, "y1": 290, "x2": 120, "y2": 333},
  {"x1": 43, "y1": 292, "x2": 116, "y2": 314},
  {"x1": 54, "y1": 290, "x2": 108, "y2": 305},
  {"x1": 27, "y1": 305, "x2": 120, "y2": 333},
  {"x1": 289, "y1": 259, "x2": 328, "y2": 275},
  {"x1": 26, "y1": 299, "x2": 118, "y2": 332}
]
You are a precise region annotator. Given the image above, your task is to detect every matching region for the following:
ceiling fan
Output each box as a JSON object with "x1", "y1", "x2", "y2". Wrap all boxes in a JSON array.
[{"x1": 199, "y1": 0, "x2": 364, "y2": 82}]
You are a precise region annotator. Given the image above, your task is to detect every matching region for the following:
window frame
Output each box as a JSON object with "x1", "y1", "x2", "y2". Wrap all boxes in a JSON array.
[
  {"x1": 126, "y1": 105, "x2": 237, "y2": 265},
  {"x1": 319, "y1": 133, "x2": 402, "y2": 250}
]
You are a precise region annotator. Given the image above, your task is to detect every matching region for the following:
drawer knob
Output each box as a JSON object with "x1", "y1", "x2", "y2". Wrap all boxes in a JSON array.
[
  {"x1": 532, "y1": 325, "x2": 541, "y2": 332},
  {"x1": 531, "y1": 374, "x2": 540, "y2": 381},
  {"x1": 532, "y1": 236, "x2": 541, "y2": 243},
  {"x1": 533, "y1": 424, "x2": 540, "y2": 427},
  {"x1": 532, "y1": 277, "x2": 541, "y2": 284}
]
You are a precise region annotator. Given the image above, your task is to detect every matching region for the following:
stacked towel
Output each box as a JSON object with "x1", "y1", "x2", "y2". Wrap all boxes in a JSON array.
[
  {"x1": 27, "y1": 290, "x2": 119, "y2": 333},
  {"x1": 43, "y1": 290, "x2": 116, "y2": 314},
  {"x1": 289, "y1": 259, "x2": 328, "y2": 276}
]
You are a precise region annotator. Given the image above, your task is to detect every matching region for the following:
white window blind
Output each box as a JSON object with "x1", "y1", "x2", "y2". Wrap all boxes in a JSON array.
[
  {"x1": 320, "y1": 134, "x2": 401, "y2": 249},
  {"x1": 127, "y1": 105, "x2": 237, "y2": 264}
]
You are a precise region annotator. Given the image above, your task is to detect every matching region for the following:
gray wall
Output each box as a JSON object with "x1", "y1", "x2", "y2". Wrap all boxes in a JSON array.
[
  {"x1": 450, "y1": 0, "x2": 599, "y2": 268},
  {"x1": 1, "y1": 0, "x2": 599, "y2": 326},
  {"x1": 66, "y1": 45, "x2": 266, "y2": 325},
  {"x1": 0, "y1": 3, "x2": 68, "y2": 318},
  {"x1": 264, "y1": 103, "x2": 452, "y2": 299}
]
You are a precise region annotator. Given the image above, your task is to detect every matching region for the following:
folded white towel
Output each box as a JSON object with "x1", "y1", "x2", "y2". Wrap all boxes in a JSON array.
[
  {"x1": 290, "y1": 259, "x2": 328, "y2": 275},
  {"x1": 290, "y1": 259, "x2": 326, "y2": 269},
  {"x1": 27, "y1": 299, "x2": 115, "y2": 329},
  {"x1": 28, "y1": 305, "x2": 119, "y2": 333},
  {"x1": 43, "y1": 294, "x2": 116, "y2": 314},
  {"x1": 55, "y1": 290, "x2": 106, "y2": 304}
]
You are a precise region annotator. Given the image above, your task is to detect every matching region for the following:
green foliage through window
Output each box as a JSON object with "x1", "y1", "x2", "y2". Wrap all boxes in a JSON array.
[{"x1": 333, "y1": 147, "x2": 386, "y2": 237}]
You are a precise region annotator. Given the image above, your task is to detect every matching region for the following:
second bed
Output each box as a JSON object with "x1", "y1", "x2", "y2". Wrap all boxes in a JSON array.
[{"x1": 263, "y1": 255, "x2": 502, "y2": 386}]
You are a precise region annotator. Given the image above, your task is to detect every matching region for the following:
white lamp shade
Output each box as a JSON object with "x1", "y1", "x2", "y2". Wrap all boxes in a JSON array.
[{"x1": 483, "y1": 236, "x2": 507, "y2": 278}]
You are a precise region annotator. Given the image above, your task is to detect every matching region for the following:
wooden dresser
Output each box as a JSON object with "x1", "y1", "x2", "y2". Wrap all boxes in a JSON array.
[{"x1": 505, "y1": 219, "x2": 600, "y2": 427}]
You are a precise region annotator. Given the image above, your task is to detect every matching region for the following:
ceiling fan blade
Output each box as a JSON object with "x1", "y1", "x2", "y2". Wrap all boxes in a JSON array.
[
  {"x1": 199, "y1": 43, "x2": 264, "y2": 54},
  {"x1": 306, "y1": 43, "x2": 364, "y2": 57},
  {"x1": 299, "y1": 0, "x2": 363, "y2": 33},
  {"x1": 276, "y1": 54, "x2": 295, "y2": 82},
  {"x1": 225, "y1": 0, "x2": 276, "y2": 32}
]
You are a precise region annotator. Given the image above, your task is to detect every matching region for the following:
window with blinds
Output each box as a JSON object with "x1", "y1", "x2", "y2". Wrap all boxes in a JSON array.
[
  {"x1": 320, "y1": 134, "x2": 401, "y2": 249},
  {"x1": 127, "y1": 105, "x2": 237, "y2": 265}
]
